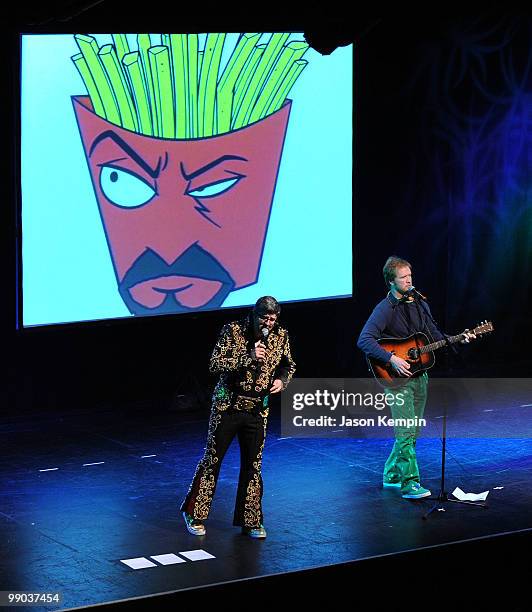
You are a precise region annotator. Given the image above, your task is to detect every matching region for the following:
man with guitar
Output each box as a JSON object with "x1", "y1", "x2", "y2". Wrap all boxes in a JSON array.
[{"x1": 357, "y1": 256, "x2": 478, "y2": 499}]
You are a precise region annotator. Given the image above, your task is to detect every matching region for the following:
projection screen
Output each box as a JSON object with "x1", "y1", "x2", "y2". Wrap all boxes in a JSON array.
[{"x1": 20, "y1": 33, "x2": 353, "y2": 327}]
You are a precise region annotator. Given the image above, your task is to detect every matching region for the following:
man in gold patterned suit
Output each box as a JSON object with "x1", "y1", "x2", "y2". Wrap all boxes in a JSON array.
[{"x1": 181, "y1": 296, "x2": 296, "y2": 538}]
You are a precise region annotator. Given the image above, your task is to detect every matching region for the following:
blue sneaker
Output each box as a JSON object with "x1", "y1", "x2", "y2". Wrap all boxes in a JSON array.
[
  {"x1": 401, "y1": 482, "x2": 431, "y2": 499},
  {"x1": 183, "y1": 512, "x2": 206, "y2": 536},
  {"x1": 242, "y1": 525, "x2": 267, "y2": 538}
]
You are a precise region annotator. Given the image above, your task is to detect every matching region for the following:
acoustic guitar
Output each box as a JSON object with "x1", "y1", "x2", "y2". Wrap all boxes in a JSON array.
[{"x1": 367, "y1": 321, "x2": 494, "y2": 387}]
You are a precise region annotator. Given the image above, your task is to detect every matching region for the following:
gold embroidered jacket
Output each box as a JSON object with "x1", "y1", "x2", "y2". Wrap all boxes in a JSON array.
[{"x1": 209, "y1": 316, "x2": 296, "y2": 411}]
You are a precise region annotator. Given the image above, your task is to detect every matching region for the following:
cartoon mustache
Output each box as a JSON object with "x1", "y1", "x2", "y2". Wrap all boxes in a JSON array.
[{"x1": 118, "y1": 243, "x2": 235, "y2": 314}]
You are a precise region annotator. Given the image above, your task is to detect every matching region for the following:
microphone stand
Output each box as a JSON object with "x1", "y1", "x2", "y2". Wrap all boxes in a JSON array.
[{"x1": 409, "y1": 294, "x2": 488, "y2": 519}]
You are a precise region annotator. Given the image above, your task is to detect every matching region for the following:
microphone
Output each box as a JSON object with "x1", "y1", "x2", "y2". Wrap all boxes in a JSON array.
[
  {"x1": 261, "y1": 327, "x2": 269, "y2": 341},
  {"x1": 405, "y1": 286, "x2": 427, "y2": 301}
]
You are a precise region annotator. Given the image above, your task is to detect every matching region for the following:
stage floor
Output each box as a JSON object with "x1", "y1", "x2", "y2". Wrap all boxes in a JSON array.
[{"x1": 1, "y1": 394, "x2": 531, "y2": 610}]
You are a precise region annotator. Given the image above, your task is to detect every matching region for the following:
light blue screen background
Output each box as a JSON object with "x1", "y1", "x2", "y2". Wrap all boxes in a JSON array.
[{"x1": 21, "y1": 34, "x2": 352, "y2": 327}]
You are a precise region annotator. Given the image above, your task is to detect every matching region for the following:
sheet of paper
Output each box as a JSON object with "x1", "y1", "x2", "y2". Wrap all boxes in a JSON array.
[
  {"x1": 120, "y1": 557, "x2": 157, "y2": 569},
  {"x1": 179, "y1": 549, "x2": 216, "y2": 561},
  {"x1": 451, "y1": 487, "x2": 489, "y2": 502},
  {"x1": 150, "y1": 553, "x2": 186, "y2": 565}
]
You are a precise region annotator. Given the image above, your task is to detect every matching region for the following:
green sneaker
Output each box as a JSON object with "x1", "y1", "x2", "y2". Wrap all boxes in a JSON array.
[
  {"x1": 183, "y1": 512, "x2": 206, "y2": 536},
  {"x1": 401, "y1": 482, "x2": 431, "y2": 499},
  {"x1": 242, "y1": 525, "x2": 267, "y2": 539}
]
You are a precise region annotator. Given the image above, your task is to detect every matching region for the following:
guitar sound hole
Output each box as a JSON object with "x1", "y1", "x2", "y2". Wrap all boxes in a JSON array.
[{"x1": 407, "y1": 348, "x2": 420, "y2": 360}]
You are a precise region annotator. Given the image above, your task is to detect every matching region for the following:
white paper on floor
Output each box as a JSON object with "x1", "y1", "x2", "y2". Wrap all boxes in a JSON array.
[
  {"x1": 120, "y1": 557, "x2": 157, "y2": 569},
  {"x1": 179, "y1": 549, "x2": 216, "y2": 561},
  {"x1": 150, "y1": 553, "x2": 187, "y2": 565},
  {"x1": 451, "y1": 487, "x2": 489, "y2": 502}
]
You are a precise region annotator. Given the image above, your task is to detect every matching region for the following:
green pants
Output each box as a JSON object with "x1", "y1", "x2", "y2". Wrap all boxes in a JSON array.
[{"x1": 383, "y1": 373, "x2": 428, "y2": 491}]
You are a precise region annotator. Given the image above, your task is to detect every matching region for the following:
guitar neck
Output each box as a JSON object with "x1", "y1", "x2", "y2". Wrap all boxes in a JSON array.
[{"x1": 420, "y1": 333, "x2": 464, "y2": 354}]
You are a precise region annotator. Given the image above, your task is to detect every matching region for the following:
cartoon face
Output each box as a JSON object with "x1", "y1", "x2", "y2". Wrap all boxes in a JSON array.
[{"x1": 73, "y1": 96, "x2": 291, "y2": 315}]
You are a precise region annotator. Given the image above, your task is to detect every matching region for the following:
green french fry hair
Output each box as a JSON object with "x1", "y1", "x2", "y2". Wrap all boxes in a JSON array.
[{"x1": 72, "y1": 32, "x2": 310, "y2": 138}]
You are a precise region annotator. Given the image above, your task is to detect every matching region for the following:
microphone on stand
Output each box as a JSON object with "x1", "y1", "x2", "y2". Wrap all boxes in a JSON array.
[{"x1": 405, "y1": 286, "x2": 427, "y2": 301}]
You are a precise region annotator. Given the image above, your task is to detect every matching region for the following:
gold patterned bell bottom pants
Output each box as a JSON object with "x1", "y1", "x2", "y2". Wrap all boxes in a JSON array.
[{"x1": 181, "y1": 407, "x2": 268, "y2": 528}]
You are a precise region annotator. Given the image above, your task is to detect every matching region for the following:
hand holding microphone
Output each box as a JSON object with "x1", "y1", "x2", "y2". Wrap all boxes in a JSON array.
[{"x1": 252, "y1": 327, "x2": 269, "y2": 362}]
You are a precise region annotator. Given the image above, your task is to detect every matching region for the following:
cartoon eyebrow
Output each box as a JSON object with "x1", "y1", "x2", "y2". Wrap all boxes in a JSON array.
[
  {"x1": 89, "y1": 130, "x2": 162, "y2": 178},
  {"x1": 180, "y1": 155, "x2": 248, "y2": 181}
]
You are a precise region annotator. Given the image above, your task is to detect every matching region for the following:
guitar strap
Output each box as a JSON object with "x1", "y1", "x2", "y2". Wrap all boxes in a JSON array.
[
  {"x1": 388, "y1": 291, "x2": 431, "y2": 337},
  {"x1": 413, "y1": 297, "x2": 436, "y2": 345},
  {"x1": 395, "y1": 296, "x2": 425, "y2": 334}
]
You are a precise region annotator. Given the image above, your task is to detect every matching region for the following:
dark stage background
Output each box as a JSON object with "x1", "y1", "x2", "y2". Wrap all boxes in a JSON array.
[{"x1": 2, "y1": 5, "x2": 531, "y2": 418}]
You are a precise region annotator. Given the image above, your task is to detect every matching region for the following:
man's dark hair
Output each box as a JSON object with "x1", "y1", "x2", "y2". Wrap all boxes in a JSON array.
[
  {"x1": 253, "y1": 296, "x2": 281, "y2": 316},
  {"x1": 383, "y1": 256, "x2": 411, "y2": 288}
]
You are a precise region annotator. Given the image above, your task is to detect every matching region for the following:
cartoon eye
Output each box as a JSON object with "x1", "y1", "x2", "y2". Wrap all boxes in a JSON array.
[
  {"x1": 187, "y1": 176, "x2": 240, "y2": 198},
  {"x1": 99, "y1": 166, "x2": 156, "y2": 208}
]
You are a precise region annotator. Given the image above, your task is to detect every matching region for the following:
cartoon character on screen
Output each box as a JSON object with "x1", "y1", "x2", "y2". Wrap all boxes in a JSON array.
[{"x1": 71, "y1": 33, "x2": 308, "y2": 314}]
